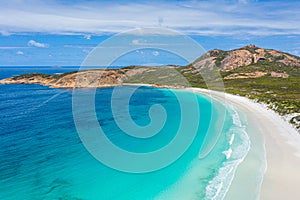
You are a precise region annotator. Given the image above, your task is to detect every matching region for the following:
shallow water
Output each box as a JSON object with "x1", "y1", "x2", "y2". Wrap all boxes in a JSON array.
[{"x1": 0, "y1": 67, "x2": 250, "y2": 199}]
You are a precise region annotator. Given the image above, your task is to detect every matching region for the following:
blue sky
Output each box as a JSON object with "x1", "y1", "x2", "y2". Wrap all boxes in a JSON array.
[{"x1": 0, "y1": 0, "x2": 299, "y2": 66}]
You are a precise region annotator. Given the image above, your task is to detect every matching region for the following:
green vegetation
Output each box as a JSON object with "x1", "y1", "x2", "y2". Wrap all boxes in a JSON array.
[
  {"x1": 122, "y1": 65, "x2": 139, "y2": 69},
  {"x1": 12, "y1": 71, "x2": 80, "y2": 81},
  {"x1": 180, "y1": 62, "x2": 300, "y2": 116},
  {"x1": 12, "y1": 72, "x2": 52, "y2": 80},
  {"x1": 213, "y1": 51, "x2": 228, "y2": 68},
  {"x1": 220, "y1": 63, "x2": 300, "y2": 78},
  {"x1": 290, "y1": 115, "x2": 300, "y2": 129},
  {"x1": 175, "y1": 66, "x2": 205, "y2": 88},
  {"x1": 52, "y1": 71, "x2": 78, "y2": 79},
  {"x1": 224, "y1": 77, "x2": 300, "y2": 115},
  {"x1": 124, "y1": 67, "x2": 189, "y2": 87},
  {"x1": 240, "y1": 46, "x2": 259, "y2": 54}
]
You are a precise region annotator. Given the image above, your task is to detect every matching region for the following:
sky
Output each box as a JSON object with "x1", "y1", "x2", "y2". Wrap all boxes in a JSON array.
[{"x1": 0, "y1": 0, "x2": 299, "y2": 66}]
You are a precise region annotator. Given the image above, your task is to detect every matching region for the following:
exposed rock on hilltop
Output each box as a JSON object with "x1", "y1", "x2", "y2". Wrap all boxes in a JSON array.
[
  {"x1": 183, "y1": 44, "x2": 300, "y2": 82},
  {"x1": 192, "y1": 44, "x2": 300, "y2": 71}
]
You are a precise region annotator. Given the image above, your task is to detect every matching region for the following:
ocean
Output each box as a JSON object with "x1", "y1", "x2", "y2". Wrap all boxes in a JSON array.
[{"x1": 0, "y1": 67, "x2": 250, "y2": 200}]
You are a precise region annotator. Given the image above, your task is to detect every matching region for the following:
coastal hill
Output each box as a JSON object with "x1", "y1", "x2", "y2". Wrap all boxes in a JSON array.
[
  {"x1": 194, "y1": 44, "x2": 300, "y2": 71},
  {"x1": 0, "y1": 66, "x2": 186, "y2": 88},
  {"x1": 1, "y1": 44, "x2": 299, "y2": 130},
  {"x1": 1, "y1": 44, "x2": 299, "y2": 87},
  {"x1": 182, "y1": 44, "x2": 300, "y2": 82},
  {"x1": 180, "y1": 44, "x2": 300, "y2": 129}
]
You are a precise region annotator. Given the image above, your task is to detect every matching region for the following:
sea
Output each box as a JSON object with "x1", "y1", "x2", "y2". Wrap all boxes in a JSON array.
[{"x1": 0, "y1": 66, "x2": 250, "y2": 200}]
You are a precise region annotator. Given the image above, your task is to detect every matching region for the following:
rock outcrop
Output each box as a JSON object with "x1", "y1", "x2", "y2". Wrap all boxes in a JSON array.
[{"x1": 192, "y1": 44, "x2": 300, "y2": 71}]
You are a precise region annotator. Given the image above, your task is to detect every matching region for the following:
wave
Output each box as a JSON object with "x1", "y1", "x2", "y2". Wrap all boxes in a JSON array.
[
  {"x1": 205, "y1": 104, "x2": 251, "y2": 200},
  {"x1": 154, "y1": 102, "x2": 251, "y2": 200}
]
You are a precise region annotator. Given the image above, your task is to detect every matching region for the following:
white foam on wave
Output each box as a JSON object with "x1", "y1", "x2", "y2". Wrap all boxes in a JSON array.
[
  {"x1": 230, "y1": 107, "x2": 242, "y2": 127},
  {"x1": 204, "y1": 105, "x2": 251, "y2": 200},
  {"x1": 154, "y1": 101, "x2": 251, "y2": 200},
  {"x1": 205, "y1": 160, "x2": 236, "y2": 200},
  {"x1": 222, "y1": 148, "x2": 232, "y2": 160},
  {"x1": 229, "y1": 133, "x2": 235, "y2": 145},
  {"x1": 222, "y1": 132, "x2": 235, "y2": 159}
]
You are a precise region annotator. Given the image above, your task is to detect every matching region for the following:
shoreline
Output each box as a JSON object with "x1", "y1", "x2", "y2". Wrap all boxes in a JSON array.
[
  {"x1": 1, "y1": 76, "x2": 298, "y2": 131},
  {"x1": 187, "y1": 88, "x2": 300, "y2": 200},
  {"x1": 1, "y1": 81, "x2": 300, "y2": 198}
]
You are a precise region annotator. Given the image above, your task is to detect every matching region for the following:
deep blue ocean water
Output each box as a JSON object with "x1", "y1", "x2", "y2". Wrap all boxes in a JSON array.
[{"x1": 0, "y1": 67, "x2": 249, "y2": 200}]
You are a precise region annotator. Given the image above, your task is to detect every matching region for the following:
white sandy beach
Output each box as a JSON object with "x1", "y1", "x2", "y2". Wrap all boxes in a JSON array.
[{"x1": 187, "y1": 88, "x2": 300, "y2": 200}]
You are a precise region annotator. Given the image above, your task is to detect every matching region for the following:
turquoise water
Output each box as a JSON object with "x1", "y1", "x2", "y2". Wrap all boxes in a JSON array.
[{"x1": 0, "y1": 68, "x2": 250, "y2": 200}]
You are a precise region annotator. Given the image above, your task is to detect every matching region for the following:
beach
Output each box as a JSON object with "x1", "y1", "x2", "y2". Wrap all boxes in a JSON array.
[{"x1": 188, "y1": 88, "x2": 300, "y2": 200}]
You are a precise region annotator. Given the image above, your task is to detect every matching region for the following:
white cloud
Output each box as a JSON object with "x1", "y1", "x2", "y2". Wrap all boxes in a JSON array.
[
  {"x1": 63, "y1": 44, "x2": 94, "y2": 48},
  {"x1": 0, "y1": 1, "x2": 299, "y2": 36},
  {"x1": 82, "y1": 49, "x2": 90, "y2": 54},
  {"x1": 132, "y1": 39, "x2": 140, "y2": 45},
  {"x1": 84, "y1": 34, "x2": 91, "y2": 40},
  {"x1": 131, "y1": 39, "x2": 157, "y2": 46},
  {"x1": 131, "y1": 38, "x2": 172, "y2": 46},
  {"x1": 0, "y1": 46, "x2": 29, "y2": 49},
  {"x1": 238, "y1": 0, "x2": 249, "y2": 4},
  {"x1": 0, "y1": 30, "x2": 10, "y2": 36},
  {"x1": 292, "y1": 50, "x2": 300, "y2": 56},
  {"x1": 28, "y1": 40, "x2": 49, "y2": 48},
  {"x1": 16, "y1": 51, "x2": 24, "y2": 55},
  {"x1": 152, "y1": 51, "x2": 159, "y2": 56},
  {"x1": 135, "y1": 50, "x2": 144, "y2": 55}
]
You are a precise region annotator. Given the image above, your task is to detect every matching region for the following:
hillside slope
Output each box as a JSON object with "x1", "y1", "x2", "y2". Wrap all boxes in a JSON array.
[{"x1": 179, "y1": 44, "x2": 300, "y2": 129}]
